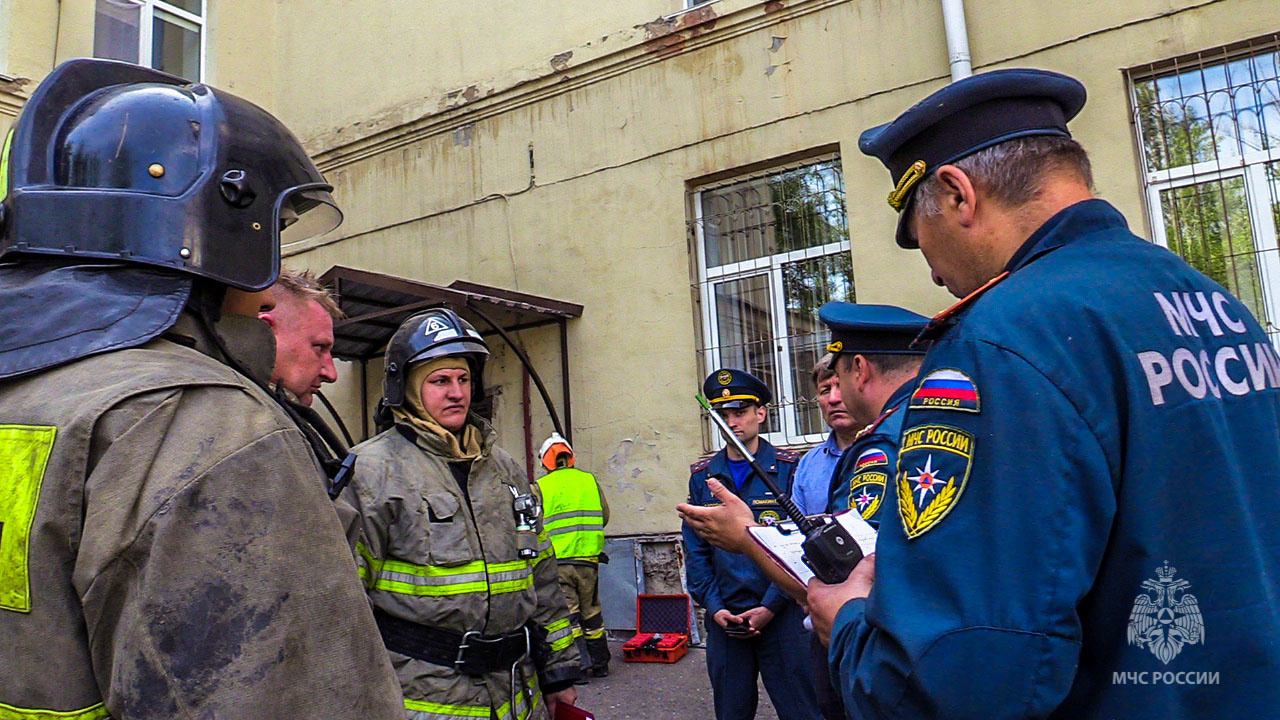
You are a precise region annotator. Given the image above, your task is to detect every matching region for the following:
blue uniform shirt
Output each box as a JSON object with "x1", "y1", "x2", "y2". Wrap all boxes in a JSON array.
[
  {"x1": 792, "y1": 431, "x2": 846, "y2": 516},
  {"x1": 830, "y1": 200, "x2": 1280, "y2": 719},
  {"x1": 683, "y1": 439, "x2": 800, "y2": 616},
  {"x1": 825, "y1": 379, "x2": 914, "y2": 521}
]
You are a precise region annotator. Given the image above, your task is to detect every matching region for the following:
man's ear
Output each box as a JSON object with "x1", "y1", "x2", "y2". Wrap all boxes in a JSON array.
[
  {"x1": 935, "y1": 165, "x2": 978, "y2": 227},
  {"x1": 258, "y1": 310, "x2": 278, "y2": 330}
]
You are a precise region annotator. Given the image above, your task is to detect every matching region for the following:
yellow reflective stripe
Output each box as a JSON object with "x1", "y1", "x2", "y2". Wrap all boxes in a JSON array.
[
  {"x1": 0, "y1": 129, "x2": 13, "y2": 201},
  {"x1": 403, "y1": 697, "x2": 490, "y2": 718},
  {"x1": 402, "y1": 682, "x2": 541, "y2": 720},
  {"x1": 545, "y1": 617, "x2": 570, "y2": 633},
  {"x1": 372, "y1": 555, "x2": 534, "y2": 597},
  {"x1": 0, "y1": 700, "x2": 110, "y2": 720},
  {"x1": 355, "y1": 541, "x2": 380, "y2": 587},
  {"x1": 381, "y1": 557, "x2": 486, "y2": 578},
  {"x1": 374, "y1": 577, "x2": 490, "y2": 597},
  {"x1": 552, "y1": 622, "x2": 586, "y2": 650},
  {"x1": 0, "y1": 425, "x2": 57, "y2": 613}
]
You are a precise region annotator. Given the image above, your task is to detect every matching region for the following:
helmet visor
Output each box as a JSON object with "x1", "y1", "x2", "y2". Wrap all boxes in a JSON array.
[{"x1": 278, "y1": 184, "x2": 342, "y2": 249}]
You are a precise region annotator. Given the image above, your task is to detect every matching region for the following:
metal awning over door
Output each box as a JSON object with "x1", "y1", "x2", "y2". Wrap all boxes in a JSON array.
[{"x1": 320, "y1": 265, "x2": 582, "y2": 441}]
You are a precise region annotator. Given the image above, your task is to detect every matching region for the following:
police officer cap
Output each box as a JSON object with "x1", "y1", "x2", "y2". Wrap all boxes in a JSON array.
[
  {"x1": 858, "y1": 68, "x2": 1087, "y2": 249},
  {"x1": 818, "y1": 302, "x2": 929, "y2": 359},
  {"x1": 703, "y1": 368, "x2": 772, "y2": 409}
]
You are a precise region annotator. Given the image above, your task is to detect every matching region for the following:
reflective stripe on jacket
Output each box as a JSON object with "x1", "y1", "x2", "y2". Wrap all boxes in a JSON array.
[
  {"x1": 0, "y1": 314, "x2": 403, "y2": 719},
  {"x1": 538, "y1": 468, "x2": 606, "y2": 561},
  {"x1": 345, "y1": 418, "x2": 581, "y2": 720}
]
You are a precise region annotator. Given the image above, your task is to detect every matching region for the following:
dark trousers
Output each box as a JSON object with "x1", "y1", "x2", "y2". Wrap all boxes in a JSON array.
[
  {"x1": 704, "y1": 602, "x2": 821, "y2": 720},
  {"x1": 810, "y1": 631, "x2": 845, "y2": 720}
]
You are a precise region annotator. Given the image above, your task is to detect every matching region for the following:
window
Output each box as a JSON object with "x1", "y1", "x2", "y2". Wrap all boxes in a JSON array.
[
  {"x1": 691, "y1": 156, "x2": 854, "y2": 448},
  {"x1": 1130, "y1": 37, "x2": 1280, "y2": 345},
  {"x1": 94, "y1": 0, "x2": 204, "y2": 82}
]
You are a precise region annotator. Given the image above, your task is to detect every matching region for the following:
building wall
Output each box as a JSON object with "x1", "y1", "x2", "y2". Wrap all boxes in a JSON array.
[
  {"x1": 0, "y1": 0, "x2": 1274, "y2": 535},
  {"x1": 281, "y1": 0, "x2": 1278, "y2": 535},
  {"x1": 0, "y1": 0, "x2": 280, "y2": 136}
]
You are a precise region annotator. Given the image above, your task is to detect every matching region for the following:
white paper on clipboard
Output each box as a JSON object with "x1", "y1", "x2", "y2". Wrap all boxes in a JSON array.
[{"x1": 746, "y1": 511, "x2": 878, "y2": 585}]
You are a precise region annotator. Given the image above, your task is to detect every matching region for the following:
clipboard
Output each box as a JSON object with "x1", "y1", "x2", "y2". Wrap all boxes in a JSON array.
[{"x1": 746, "y1": 511, "x2": 877, "y2": 585}]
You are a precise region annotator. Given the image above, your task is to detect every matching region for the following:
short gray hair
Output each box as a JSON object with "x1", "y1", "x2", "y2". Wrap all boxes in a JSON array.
[
  {"x1": 811, "y1": 353, "x2": 836, "y2": 387},
  {"x1": 913, "y1": 135, "x2": 1093, "y2": 218}
]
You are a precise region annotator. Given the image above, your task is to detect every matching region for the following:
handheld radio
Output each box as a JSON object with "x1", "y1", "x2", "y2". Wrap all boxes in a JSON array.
[{"x1": 696, "y1": 394, "x2": 863, "y2": 584}]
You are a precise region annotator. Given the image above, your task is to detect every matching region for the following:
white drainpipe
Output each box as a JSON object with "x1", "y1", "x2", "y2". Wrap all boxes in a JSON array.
[{"x1": 941, "y1": 0, "x2": 973, "y2": 81}]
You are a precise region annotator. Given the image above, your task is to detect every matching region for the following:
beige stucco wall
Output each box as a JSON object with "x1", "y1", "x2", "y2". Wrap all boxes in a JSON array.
[
  {"x1": 279, "y1": 0, "x2": 1279, "y2": 535},
  {"x1": 0, "y1": 0, "x2": 280, "y2": 136},
  {"x1": 0, "y1": 0, "x2": 1274, "y2": 534}
]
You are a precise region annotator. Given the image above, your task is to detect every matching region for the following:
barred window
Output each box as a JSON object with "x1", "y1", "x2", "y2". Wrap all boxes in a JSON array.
[
  {"x1": 1129, "y1": 37, "x2": 1280, "y2": 345},
  {"x1": 691, "y1": 156, "x2": 854, "y2": 448}
]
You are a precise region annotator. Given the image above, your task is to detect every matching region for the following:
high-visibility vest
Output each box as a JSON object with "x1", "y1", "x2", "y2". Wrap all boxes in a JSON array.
[{"x1": 539, "y1": 468, "x2": 605, "y2": 560}]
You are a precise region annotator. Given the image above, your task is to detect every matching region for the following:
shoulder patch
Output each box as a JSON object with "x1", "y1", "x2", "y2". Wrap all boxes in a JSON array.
[
  {"x1": 775, "y1": 448, "x2": 800, "y2": 463},
  {"x1": 896, "y1": 424, "x2": 973, "y2": 539},
  {"x1": 848, "y1": 468, "x2": 888, "y2": 521},
  {"x1": 690, "y1": 457, "x2": 712, "y2": 473},
  {"x1": 909, "y1": 369, "x2": 980, "y2": 413}
]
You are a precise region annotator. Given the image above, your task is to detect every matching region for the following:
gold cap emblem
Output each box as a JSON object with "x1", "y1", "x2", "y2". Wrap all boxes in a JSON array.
[
  {"x1": 721, "y1": 388, "x2": 731, "y2": 397},
  {"x1": 886, "y1": 160, "x2": 928, "y2": 211},
  {"x1": 717, "y1": 370, "x2": 733, "y2": 386}
]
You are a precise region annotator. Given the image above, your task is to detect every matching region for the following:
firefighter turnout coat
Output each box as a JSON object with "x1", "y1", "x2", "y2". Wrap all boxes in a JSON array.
[
  {"x1": 345, "y1": 418, "x2": 582, "y2": 720},
  {"x1": 0, "y1": 312, "x2": 403, "y2": 719}
]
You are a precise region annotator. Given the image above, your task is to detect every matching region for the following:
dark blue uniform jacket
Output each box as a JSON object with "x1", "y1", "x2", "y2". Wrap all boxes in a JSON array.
[
  {"x1": 683, "y1": 439, "x2": 798, "y2": 616},
  {"x1": 830, "y1": 200, "x2": 1280, "y2": 719},
  {"x1": 826, "y1": 380, "x2": 913, "y2": 521}
]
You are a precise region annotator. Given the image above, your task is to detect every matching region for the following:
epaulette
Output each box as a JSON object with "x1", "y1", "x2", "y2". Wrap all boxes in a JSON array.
[
  {"x1": 853, "y1": 406, "x2": 900, "y2": 442},
  {"x1": 911, "y1": 271, "x2": 1010, "y2": 349},
  {"x1": 690, "y1": 457, "x2": 712, "y2": 473},
  {"x1": 775, "y1": 448, "x2": 801, "y2": 463}
]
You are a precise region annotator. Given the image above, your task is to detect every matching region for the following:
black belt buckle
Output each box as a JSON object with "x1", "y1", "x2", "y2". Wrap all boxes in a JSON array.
[{"x1": 455, "y1": 628, "x2": 530, "y2": 675}]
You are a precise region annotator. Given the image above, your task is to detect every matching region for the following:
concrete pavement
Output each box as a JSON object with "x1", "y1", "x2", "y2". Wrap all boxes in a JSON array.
[{"x1": 572, "y1": 639, "x2": 782, "y2": 720}]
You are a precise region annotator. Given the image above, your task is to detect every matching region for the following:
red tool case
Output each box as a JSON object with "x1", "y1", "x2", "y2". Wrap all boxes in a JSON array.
[{"x1": 621, "y1": 593, "x2": 691, "y2": 663}]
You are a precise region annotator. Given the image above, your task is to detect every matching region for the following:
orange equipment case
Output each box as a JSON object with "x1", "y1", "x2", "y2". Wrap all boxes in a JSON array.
[{"x1": 621, "y1": 593, "x2": 691, "y2": 663}]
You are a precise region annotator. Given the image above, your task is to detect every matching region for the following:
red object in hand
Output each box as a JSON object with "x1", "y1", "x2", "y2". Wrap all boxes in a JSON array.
[{"x1": 554, "y1": 703, "x2": 596, "y2": 720}]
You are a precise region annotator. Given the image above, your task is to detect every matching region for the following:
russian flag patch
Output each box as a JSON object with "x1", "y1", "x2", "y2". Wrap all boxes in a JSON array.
[
  {"x1": 854, "y1": 448, "x2": 889, "y2": 471},
  {"x1": 909, "y1": 369, "x2": 980, "y2": 413}
]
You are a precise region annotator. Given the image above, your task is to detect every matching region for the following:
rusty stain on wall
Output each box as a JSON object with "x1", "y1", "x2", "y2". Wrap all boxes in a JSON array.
[{"x1": 0, "y1": 76, "x2": 31, "y2": 94}]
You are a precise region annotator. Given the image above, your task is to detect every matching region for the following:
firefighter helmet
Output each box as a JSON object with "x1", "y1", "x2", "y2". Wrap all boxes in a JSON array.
[
  {"x1": 0, "y1": 58, "x2": 341, "y2": 291},
  {"x1": 382, "y1": 308, "x2": 489, "y2": 408}
]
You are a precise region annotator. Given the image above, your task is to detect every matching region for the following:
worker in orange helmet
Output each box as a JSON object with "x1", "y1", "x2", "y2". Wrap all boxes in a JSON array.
[{"x1": 536, "y1": 433, "x2": 612, "y2": 678}]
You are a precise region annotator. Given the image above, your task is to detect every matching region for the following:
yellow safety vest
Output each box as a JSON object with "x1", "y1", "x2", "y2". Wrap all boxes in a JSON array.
[{"x1": 538, "y1": 468, "x2": 605, "y2": 561}]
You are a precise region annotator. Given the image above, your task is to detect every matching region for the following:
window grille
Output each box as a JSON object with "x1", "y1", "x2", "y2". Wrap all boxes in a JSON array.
[
  {"x1": 690, "y1": 156, "x2": 854, "y2": 449},
  {"x1": 1129, "y1": 35, "x2": 1280, "y2": 346}
]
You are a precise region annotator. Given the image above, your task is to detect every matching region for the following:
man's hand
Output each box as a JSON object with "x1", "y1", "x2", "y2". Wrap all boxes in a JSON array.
[
  {"x1": 807, "y1": 554, "x2": 876, "y2": 646},
  {"x1": 714, "y1": 608, "x2": 760, "y2": 638},
  {"x1": 545, "y1": 687, "x2": 577, "y2": 716},
  {"x1": 713, "y1": 608, "x2": 745, "y2": 629},
  {"x1": 739, "y1": 606, "x2": 774, "y2": 633},
  {"x1": 677, "y1": 478, "x2": 758, "y2": 554}
]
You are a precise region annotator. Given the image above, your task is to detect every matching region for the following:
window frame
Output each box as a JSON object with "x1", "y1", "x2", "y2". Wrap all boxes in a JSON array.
[
  {"x1": 96, "y1": 0, "x2": 207, "y2": 82},
  {"x1": 691, "y1": 153, "x2": 852, "y2": 449},
  {"x1": 1129, "y1": 43, "x2": 1280, "y2": 340}
]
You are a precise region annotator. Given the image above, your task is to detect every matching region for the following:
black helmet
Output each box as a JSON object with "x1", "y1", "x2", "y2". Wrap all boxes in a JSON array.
[
  {"x1": 0, "y1": 58, "x2": 341, "y2": 291},
  {"x1": 383, "y1": 308, "x2": 490, "y2": 408}
]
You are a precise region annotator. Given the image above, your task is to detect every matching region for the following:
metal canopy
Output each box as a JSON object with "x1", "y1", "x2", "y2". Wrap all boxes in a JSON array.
[
  {"x1": 319, "y1": 265, "x2": 583, "y2": 444},
  {"x1": 320, "y1": 266, "x2": 582, "y2": 362}
]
